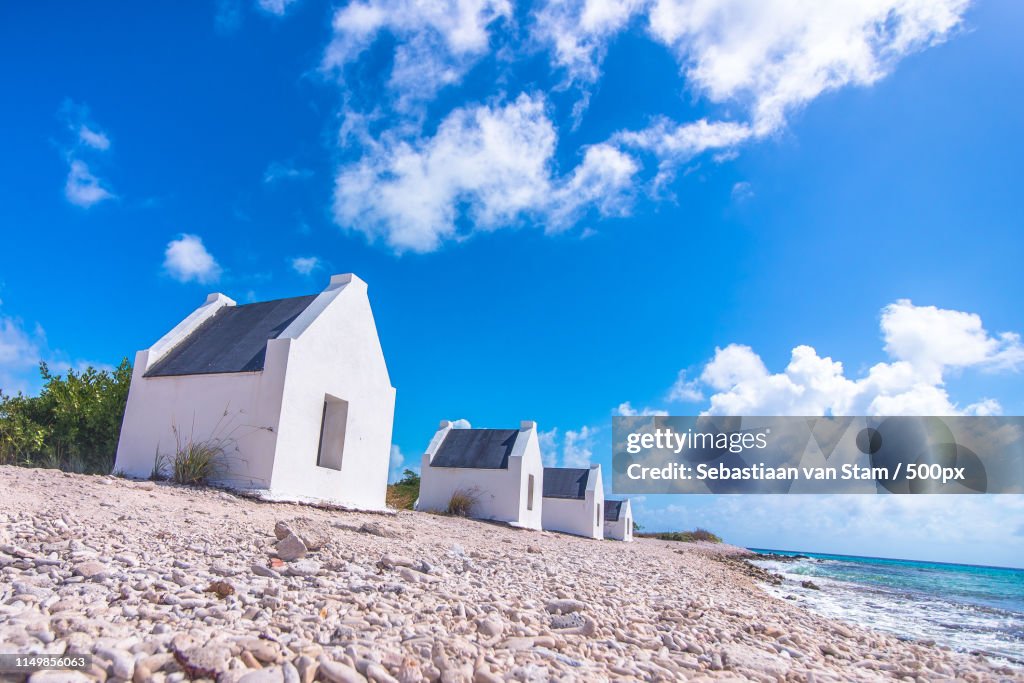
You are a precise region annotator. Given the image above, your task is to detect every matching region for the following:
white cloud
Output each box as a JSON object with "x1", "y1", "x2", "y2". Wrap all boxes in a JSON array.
[
  {"x1": 264, "y1": 161, "x2": 313, "y2": 183},
  {"x1": 290, "y1": 256, "x2": 321, "y2": 275},
  {"x1": 389, "y1": 444, "x2": 405, "y2": 481},
  {"x1": 690, "y1": 300, "x2": 1021, "y2": 416},
  {"x1": 0, "y1": 316, "x2": 43, "y2": 394},
  {"x1": 258, "y1": 0, "x2": 299, "y2": 16},
  {"x1": 615, "y1": 401, "x2": 668, "y2": 417},
  {"x1": 880, "y1": 299, "x2": 1024, "y2": 380},
  {"x1": 451, "y1": 418, "x2": 472, "y2": 429},
  {"x1": 563, "y1": 426, "x2": 596, "y2": 467},
  {"x1": 645, "y1": 494, "x2": 1024, "y2": 567},
  {"x1": 731, "y1": 181, "x2": 753, "y2": 202},
  {"x1": 60, "y1": 102, "x2": 115, "y2": 208},
  {"x1": 0, "y1": 314, "x2": 110, "y2": 395},
  {"x1": 613, "y1": 117, "x2": 753, "y2": 183},
  {"x1": 549, "y1": 143, "x2": 639, "y2": 228},
  {"x1": 539, "y1": 425, "x2": 598, "y2": 467},
  {"x1": 323, "y1": 0, "x2": 511, "y2": 107},
  {"x1": 334, "y1": 94, "x2": 639, "y2": 252},
  {"x1": 78, "y1": 125, "x2": 110, "y2": 151},
  {"x1": 65, "y1": 160, "x2": 114, "y2": 208},
  {"x1": 645, "y1": 0, "x2": 970, "y2": 134},
  {"x1": 666, "y1": 369, "x2": 703, "y2": 402},
  {"x1": 163, "y1": 234, "x2": 222, "y2": 284},
  {"x1": 539, "y1": 428, "x2": 559, "y2": 466},
  {"x1": 533, "y1": 0, "x2": 646, "y2": 85}
]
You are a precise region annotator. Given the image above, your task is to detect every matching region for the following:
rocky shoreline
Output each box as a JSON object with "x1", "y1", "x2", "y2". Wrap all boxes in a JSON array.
[{"x1": 0, "y1": 466, "x2": 1019, "y2": 682}]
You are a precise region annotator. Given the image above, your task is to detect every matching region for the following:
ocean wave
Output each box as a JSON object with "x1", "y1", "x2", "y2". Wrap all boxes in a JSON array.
[{"x1": 751, "y1": 556, "x2": 1024, "y2": 663}]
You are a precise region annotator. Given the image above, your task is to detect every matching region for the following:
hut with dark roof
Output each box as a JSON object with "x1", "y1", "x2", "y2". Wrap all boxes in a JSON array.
[
  {"x1": 541, "y1": 465, "x2": 604, "y2": 539},
  {"x1": 113, "y1": 274, "x2": 396, "y2": 509},
  {"x1": 417, "y1": 421, "x2": 544, "y2": 530},
  {"x1": 604, "y1": 498, "x2": 634, "y2": 541}
]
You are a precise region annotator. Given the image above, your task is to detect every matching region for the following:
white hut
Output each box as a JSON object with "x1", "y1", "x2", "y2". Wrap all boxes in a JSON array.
[
  {"x1": 604, "y1": 499, "x2": 634, "y2": 541},
  {"x1": 541, "y1": 465, "x2": 604, "y2": 539},
  {"x1": 417, "y1": 421, "x2": 544, "y2": 530},
  {"x1": 113, "y1": 274, "x2": 396, "y2": 509}
]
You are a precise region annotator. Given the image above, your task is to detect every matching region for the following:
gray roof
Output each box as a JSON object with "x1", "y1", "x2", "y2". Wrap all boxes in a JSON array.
[
  {"x1": 605, "y1": 499, "x2": 625, "y2": 522},
  {"x1": 430, "y1": 429, "x2": 519, "y2": 469},
  {"x1": 145, "y1": 295, "x2": 318, "y2": 378},
  {"x1": 542, "y1": 467, "x2": 591, "y2": 500}
]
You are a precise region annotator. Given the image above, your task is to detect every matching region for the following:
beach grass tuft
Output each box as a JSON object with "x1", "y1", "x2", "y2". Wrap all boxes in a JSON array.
[{"x1": 446, "y1": 488, "x2": 479, "y2": 517}]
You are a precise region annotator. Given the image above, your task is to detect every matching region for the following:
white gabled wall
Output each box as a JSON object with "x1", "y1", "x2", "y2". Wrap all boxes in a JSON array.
[
  {"x1": 114, "y1": 274, "x2": 396, "y2": 511},
  {"x1": 541, "y1": 465, "x2": 604, "y2": 539},
  {"x1": 606, "y1": 499, "x2": 633, "y2": 541},
  {"x1": 417, "y1": 421, "x2": 544, "y2": 530},
  {"x1": 268, "y1": 275, "x2": 396, "y2": 510},
  {"x1": 113, "y1": 301, "x2": 287, "y2": 489}
]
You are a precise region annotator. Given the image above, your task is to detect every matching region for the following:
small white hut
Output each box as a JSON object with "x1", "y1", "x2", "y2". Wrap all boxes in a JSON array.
[
  {"x1": 113, "y1": 274, "x2": 396, "y2": 509},
  {"x1": 604, "y1": 499, "x2": 634, "y2": 542},
  {"x1": 416, "y1": 421, "x2": 544, "y2": 530},
  {"x1": 541, "y1": 465, "x2": 604, "y2": 539}
]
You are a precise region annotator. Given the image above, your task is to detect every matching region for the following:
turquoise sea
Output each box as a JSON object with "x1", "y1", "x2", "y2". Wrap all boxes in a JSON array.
[{"x1": 749, "y1": 549, "x2": 1024, "y2": 662}]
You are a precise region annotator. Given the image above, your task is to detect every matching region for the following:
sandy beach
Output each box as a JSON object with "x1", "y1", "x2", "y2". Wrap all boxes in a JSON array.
[{"x1": 0, "y1": 465, "x2": 1018, "y2": 682}]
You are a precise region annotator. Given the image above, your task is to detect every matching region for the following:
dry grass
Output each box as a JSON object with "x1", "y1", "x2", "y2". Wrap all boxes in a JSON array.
[
  {"x1": 446, "y1": 488, "x2": 479, "y2": 517},
  {"x1": 386, "y1": 484, "x2": 418, "y2": 510},
  {"x1": 150, "y1": 425, "x2": 229, "y2": 486}
]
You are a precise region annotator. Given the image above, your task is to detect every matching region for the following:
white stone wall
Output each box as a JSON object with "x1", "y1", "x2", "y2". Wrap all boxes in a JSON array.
[
  {"x1": 541, "y1": 465, "x2": 604, "y2": 539},
  {"x1": 267, "y1": 275, "x2": 395, "y2": 510},
  {"x1": 417, "y1": 421, "x2": 544, "y2": 530},
  {"x1": 114, "y1": 274, "x2": 396, "y2": 510},
  {"x1": 605, "y1": 500, "x2": 633, "y2": 541}
]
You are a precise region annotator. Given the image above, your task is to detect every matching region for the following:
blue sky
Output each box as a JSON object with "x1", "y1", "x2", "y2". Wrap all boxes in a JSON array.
[{"x1": 1, "y1": 0, "x2": 1022, "y2": 566}]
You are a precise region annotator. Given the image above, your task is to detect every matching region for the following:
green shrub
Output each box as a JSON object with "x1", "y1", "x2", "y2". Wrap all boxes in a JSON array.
[
  {"x1": 386, "y1": 468, "x2": 420, "y2": 509},
  {"x1": 446, "y1": 488, "x2": 479, "y2": 517},
  {"x1": 0, "y1": 359, "x2": 132, "y2": 473},
  {"x1": 640, "y1": 528, "x2": 723, "y2": 543}
]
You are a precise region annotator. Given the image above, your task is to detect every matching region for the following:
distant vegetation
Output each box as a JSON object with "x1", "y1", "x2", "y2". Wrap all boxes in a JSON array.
[
  {"x1": 386, "y1": 468, "x2": 420, "y2": 509},
  {"x1": 639, "y1": 528, "x2": 723, "y2": 543},
  {"x1": 0, "y1": 360, "x2": 132, "y2": 474}
]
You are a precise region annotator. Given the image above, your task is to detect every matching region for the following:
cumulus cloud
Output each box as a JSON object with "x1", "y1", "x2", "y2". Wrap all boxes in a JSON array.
[
  {"x1": 666, "y1": 369, "x2": 703, "y2": 402},
  {"x1": 541, "y1": 425, "x2": 597, "y2": 467},
  {"x1": 533, "y1": 0, "x2": 646, "y2": 85},
  {"x1": 78, "y1": 125, "x2": 110, "y2": 151},
  {"x1": 643, "y1": 493, "x2": 1024, "y2": 566},
  {"x1": 612, "y1": 117, "x2": 754, "y2": 183},
  {"x1": 731, "y1": 181, "x2": 753, "y2": 202},
  {"x1": 0, "y1": 316, "x2": 44, "y2": 394},
  {"x1": 258, "y1": 0, "x2": 299, "y2": 16},
  {"x1": 290, "y1": 256, "x2": 321, "y2": 275},
  {"x1": 563, "y1": 426, "x2": 596, "y2": 467},
  {"x1": 0, "y1": 314, "x2": 110, "y2": 395},
  {"x1": 389, "y1": 444, "x2": 406, "y2": 481},
  {"x1": 615, "y1": 401, "x2": 668, "y2": 417},
  {"x1": 60, "y1": 102, "x2": 115, "y2": 208},
  {"x1": 65, "y1": 160, "x2": 114, "y2": 208},
  {"x1": 451, "y1": 418, "x2": 472, "y2": 429},
  {"x1": 645, "y1": 0, "x2": 969, "y2": 134},
  {"x1": 163, "y1": 234, "x2": 222, "y2": 284},
  {"x1": 538, "y1": 428, "x2": 559, "y2": 466},
  {"x1": 316, "y1": 0, "x2": 970, "y2": 249},
  {"x1": 681, "y1": 300, "x2": 1021, "y2": 416},
  {"x1": 333, "y1": 94, "x2": 638, "y2": 252},
  {"x1": 323, "y1": 0, "x2": 511, "y2": 107}
]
